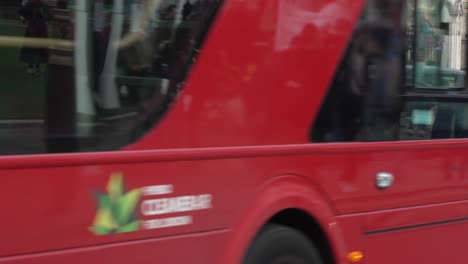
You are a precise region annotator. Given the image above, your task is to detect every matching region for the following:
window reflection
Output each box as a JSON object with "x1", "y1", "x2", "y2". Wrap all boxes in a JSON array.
[
  {"x1": 409, "y1": 0, "x2": 467, "y2": 89},
  {"x1": 311, "y1": 0, "x2": 406, "y2": 142},
  {"x1": 0, "y1": 0, "x2": 222, "y2": 155},
  {"x1": 312, "y1": 0, "x2": 468, "y2": 142}
]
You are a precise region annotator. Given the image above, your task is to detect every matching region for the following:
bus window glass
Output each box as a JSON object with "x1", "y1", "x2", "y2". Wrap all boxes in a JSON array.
[
  {"x1": 311, "y1": 0, "x2": 468, "y2": 142},
  {"x1": 0, "y1": 0, "x2": 222, "y2": 155},
  {"x1": 409, "y1": 0, "x2": 467, "y2": 89},
  {"x1": 311, "y1": 0, "x2": 406, "y2": 142},
  {"x1": 400, "y1": 0, "x2": 468, "y2": 140}
]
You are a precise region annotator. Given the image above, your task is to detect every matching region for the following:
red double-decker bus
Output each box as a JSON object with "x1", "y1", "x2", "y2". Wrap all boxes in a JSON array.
[{"x1": 1, "y1": 0, "x2": 468, "y2": 263}]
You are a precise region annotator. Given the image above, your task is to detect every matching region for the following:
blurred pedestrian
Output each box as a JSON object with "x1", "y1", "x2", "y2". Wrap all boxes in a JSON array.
[{"x1": 18, "y1": 0, "x2": 50, "y2": 75}]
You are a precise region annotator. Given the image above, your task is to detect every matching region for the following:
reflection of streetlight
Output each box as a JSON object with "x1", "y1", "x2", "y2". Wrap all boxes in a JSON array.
[
  {"x1": 100, "y1": 0, "x2": 125, "y2": 110},
  {"x1": 75, "y1": 0, "x2": 95, "y2": 116}
]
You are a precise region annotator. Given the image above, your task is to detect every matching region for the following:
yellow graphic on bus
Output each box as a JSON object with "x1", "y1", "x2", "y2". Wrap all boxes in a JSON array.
[{"x1": 90, "y1": 173, "x2": 141, "y2": 235}]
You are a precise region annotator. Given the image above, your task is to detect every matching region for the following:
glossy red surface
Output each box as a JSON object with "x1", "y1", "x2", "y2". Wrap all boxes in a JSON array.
[{"x1": 3, "y1": 0, "x2": 468, "y2": 263}]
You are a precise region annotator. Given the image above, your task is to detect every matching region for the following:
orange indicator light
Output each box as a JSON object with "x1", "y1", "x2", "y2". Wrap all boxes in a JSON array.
[{"x1": 346, "y1": 251, "x2": 363, "y2": 262}]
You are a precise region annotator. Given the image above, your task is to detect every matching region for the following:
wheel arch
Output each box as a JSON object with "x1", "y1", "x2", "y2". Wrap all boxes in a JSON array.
[{"x1": 220, "y1": 174, "x2": 348, "y2": 264}]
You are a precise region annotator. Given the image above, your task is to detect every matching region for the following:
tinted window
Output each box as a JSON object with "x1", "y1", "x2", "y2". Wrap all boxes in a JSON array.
[
  {"x1": 311, "y1": 0, "x2": 468, "y2": 142},
  {"x1": 311, "y1": 0, "x2": 406, "y2": 142},
  {"x1": 0, "y1": 0, "x2": 221, "y2": 155}
]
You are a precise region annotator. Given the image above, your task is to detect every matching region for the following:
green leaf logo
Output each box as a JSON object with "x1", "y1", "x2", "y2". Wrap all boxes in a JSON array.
[{"x1": 90, "y1": 173, "x2": 141, "y2": 235}]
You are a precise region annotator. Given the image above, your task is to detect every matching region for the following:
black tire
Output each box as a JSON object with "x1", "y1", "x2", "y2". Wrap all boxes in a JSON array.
[{"x1": 243, "y1": 224, "x2": 323, "y2": 264}]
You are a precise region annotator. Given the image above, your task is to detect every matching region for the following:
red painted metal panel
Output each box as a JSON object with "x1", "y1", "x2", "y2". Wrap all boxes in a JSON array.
[{"x1": 2, "y1": 0, "x2": 468, "y2": 263}]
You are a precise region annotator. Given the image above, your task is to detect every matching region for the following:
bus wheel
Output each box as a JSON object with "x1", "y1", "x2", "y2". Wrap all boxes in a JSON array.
[{"x1": 243, "y1": 224, "x2": 323, "y2": 264}]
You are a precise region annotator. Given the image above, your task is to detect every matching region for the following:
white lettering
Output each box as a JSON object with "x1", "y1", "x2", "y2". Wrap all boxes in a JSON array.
[
  {"x1": 142, "y1": 185, "x2": 174, "y2": 196},
  {"x1": 143, "y1": 216, "x2": 193, "y2": 229},
  {"x1": 177, "y1": 196, "x2": 193, "y2": 212},
  {"x1": 199, "y1": 194, "x2": 212, "y2": 209},
  {"x1": 141, "y1": 194, "x2": 213, "y2": 216}
]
